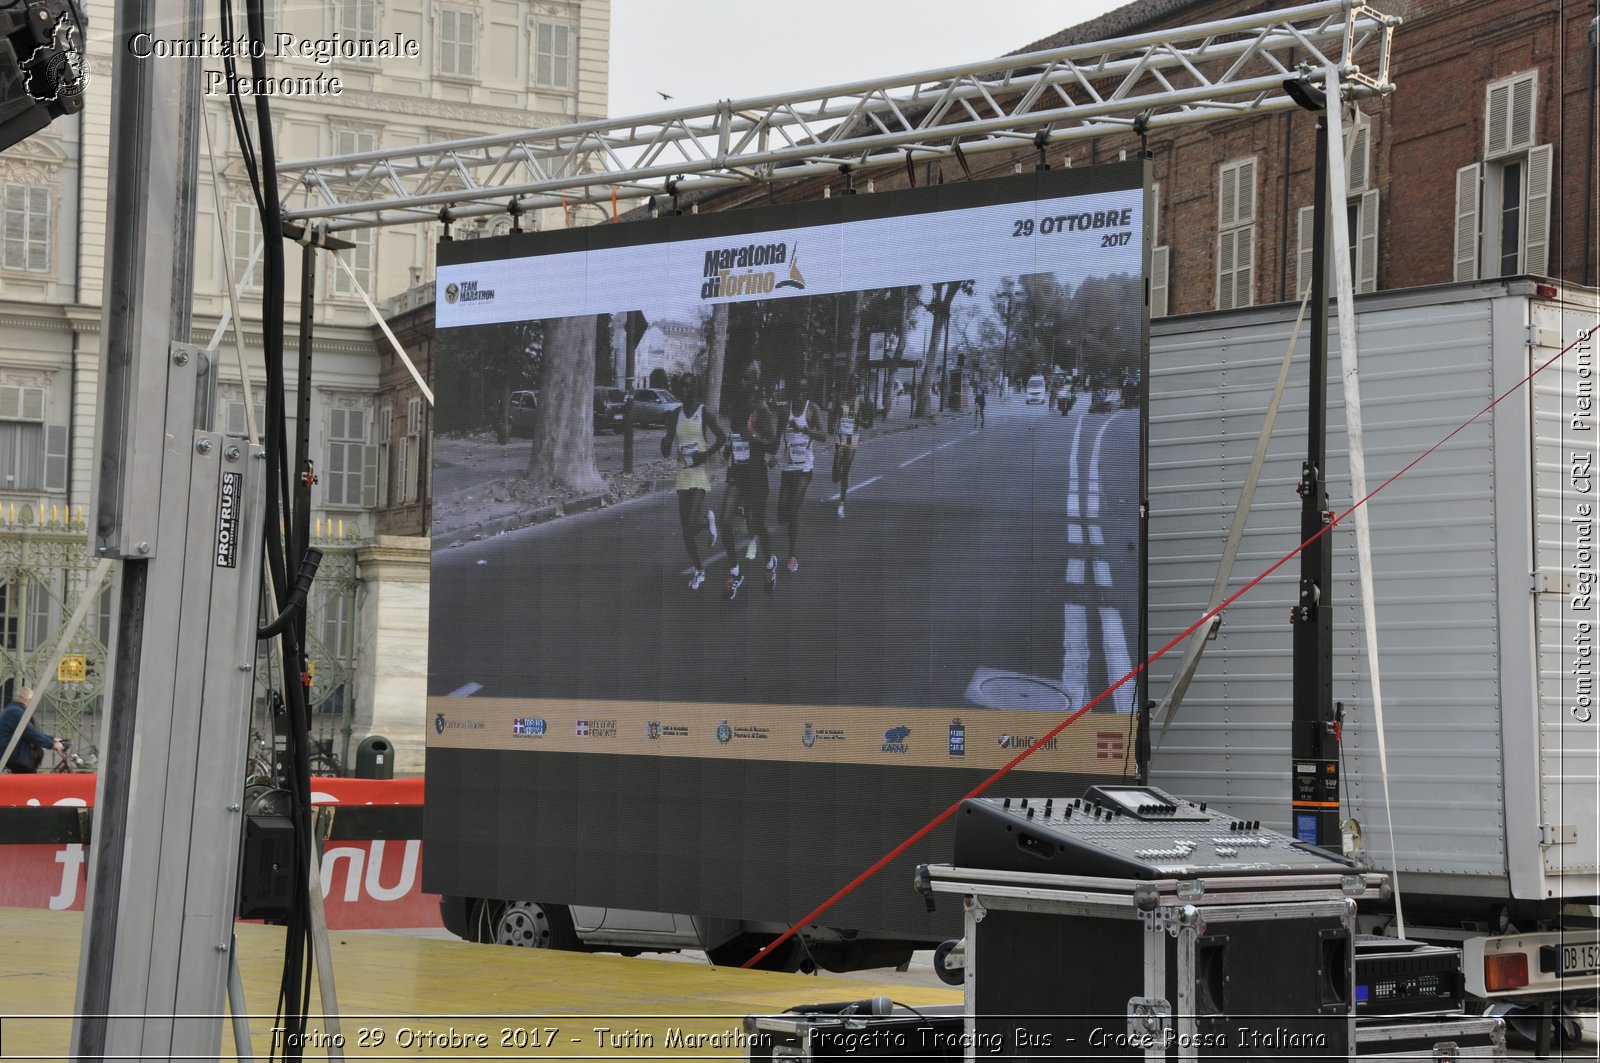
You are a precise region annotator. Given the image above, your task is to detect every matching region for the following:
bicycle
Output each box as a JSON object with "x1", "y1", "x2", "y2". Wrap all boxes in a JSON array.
[{"x1": 51, "y1": 739, "x2": 97, "y2": 773}]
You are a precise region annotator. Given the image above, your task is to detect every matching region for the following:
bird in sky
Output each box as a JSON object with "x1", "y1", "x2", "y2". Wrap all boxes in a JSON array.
[{"x1": 656, "y1": 90, "x2": 673, "y2": 100}]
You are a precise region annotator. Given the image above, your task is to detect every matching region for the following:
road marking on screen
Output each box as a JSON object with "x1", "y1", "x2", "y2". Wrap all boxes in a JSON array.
[
  {"x1": 1099, "y1": 607, "x2": 1134, "y2": 713},
  {"x1": 1094, "y1": 560, "x2": 1112, "y2": 587},
  {"x1": 1090, "y1": 526, "x2": 1105, "y2": 547},
  {"x1": 1062, "y1": 603, "x2": 1090, "y2": 709},
  {"x1": 1066, "y1": 558, "x2": 1085, "y2": 584},
  {"x1": 900, "y1": 450, "x2": 934, "y2": 468},
  {"x1": 1067, "y1": 496, "x2": 1080, "y2": 518},
  {"x1": 1067, "y1": 524, "x2": 1083, "y2": 545},
  {"x1": 826, "y1": 475, "x2": 882, "y2": 503},
  {"x1": 447, "y1": 682, "x2": 483, "y2": 698}
]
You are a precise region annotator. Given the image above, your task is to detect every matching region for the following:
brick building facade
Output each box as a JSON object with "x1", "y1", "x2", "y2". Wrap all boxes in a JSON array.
[{"x1": 655, "y1": 0, "x2": 1595, "y2": 310}]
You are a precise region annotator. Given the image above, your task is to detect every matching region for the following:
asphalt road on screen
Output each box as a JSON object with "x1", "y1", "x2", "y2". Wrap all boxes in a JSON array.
[{"x1": 430, "y1": 395, "x2": 1141, "y2": 715}]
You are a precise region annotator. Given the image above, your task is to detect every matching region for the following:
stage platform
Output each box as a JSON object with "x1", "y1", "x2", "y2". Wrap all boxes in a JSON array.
[{"x1": 0, "y1": 907, "x2": 960, "y2": 1059}]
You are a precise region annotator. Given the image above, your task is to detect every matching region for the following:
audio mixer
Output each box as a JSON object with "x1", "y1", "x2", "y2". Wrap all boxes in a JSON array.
[{"x1": 952, "y1": 784, "x2": 1357, "y2": 879}]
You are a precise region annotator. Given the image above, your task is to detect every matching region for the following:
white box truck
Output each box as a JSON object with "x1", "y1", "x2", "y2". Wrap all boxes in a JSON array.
[{"x1": 1146, "y1": 277, "x2": 1597, "y2": 1023}]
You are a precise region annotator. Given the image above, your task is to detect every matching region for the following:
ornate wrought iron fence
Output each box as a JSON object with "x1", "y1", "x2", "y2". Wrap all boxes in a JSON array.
[{"x1": 0, "y1": 506, "x2": 363, "y2": 772}]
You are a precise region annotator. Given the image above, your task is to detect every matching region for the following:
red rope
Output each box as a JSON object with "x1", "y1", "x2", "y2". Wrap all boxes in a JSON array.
[{"x1": 742, "y1": 322, "x2": 1596, "y2": 968}]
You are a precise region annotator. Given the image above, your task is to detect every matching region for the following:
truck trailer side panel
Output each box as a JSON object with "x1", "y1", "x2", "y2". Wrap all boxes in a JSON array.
[{"x1": 1147, "y1": 279, "x2": 1598, "y2": 910}]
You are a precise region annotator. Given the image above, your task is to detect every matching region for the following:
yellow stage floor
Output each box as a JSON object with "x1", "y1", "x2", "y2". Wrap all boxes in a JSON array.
[{"x1": 0, "y1": 907, "x2": 960, "y2": 1060}]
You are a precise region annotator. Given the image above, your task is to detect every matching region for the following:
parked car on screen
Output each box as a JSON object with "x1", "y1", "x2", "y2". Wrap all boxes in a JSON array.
[
  {"x1": 594, "y1": 387, "x2": 627, "y2": 433},
  {"x1": 629, "y1": 388, "x2": 682, "y2": 426},
  {"x1": 509, "y1": 389, "x2": 539, "y2": 436},
  {"x1": 1025, "y1": 375, "x2": 1047, "y2": 404}
]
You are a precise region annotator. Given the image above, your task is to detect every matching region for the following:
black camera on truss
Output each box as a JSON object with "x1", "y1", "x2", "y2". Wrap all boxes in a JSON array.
[{"x1": 0, "y1": 0, "x2": 85, "y2": 153}]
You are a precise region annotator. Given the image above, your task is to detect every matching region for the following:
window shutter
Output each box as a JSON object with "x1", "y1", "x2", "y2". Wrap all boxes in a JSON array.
[
  {"x1": 1345, "y1": 122, "x2": 1370, "y2": 194},
  {"x1": 1454, "y1": 164, "x2": 1481, "y2": 282},
  {"x1": 20, "y1": 387, "x2": 44, "y2": 421},
  {"x1": 43, "y1": 424, "x2": 67, "y2": 492},
  {"x1": 1523, "y1": 143, "x2": 1553, "y2": 276},
  {"x1": 1356, "y1": 189, "x2": 1379, "y2": 294},
  {"x1": 1508, "y1": 74, "x2": 1535, "y2": 153},
  {"x1": 1217, "y1": 229, "x2": 1236, "y2": 310},
  {"x1": 1218, "y1": 165, "x2": 1238, "y2": 228},
  {"x1": 1232, "y1": 227, "x2": 1254, "y2": 309},
  {"x1": 1236, "y1": 159, "x2": 1256, "y2": 225},
  {"x1": 1150, "y1": 245, "x2": 1169, "y2": 318},
  {"x1": 1486, "y1": 73, "x2": 1537, "y2": 158},
  {"x1": 0, "y1": 386, "x2": 20, "y2": 419},
  {"x1": 1485, "y1": 80, "x2": 1510, "y2": 158},
  {"x1": 1296, "y1": 205, "x2": 1316, "y2": 299},
  {"x1": 361, "y1": 440, "x2": 377, "y2": 508}
]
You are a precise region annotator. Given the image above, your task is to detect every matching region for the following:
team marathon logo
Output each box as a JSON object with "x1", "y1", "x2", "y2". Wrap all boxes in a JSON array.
[
  {"x1": 700, "y1": 241, "x2": 805, "y2": 300},
  {"x1": 881, "y1": 726, "x2": 910, "y2": 754},
  {"x1": 444, "y1": 279, "x2": 495, "y2": 306}
]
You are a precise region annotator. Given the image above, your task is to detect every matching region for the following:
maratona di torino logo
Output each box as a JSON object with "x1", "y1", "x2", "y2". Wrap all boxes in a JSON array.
[{"x1": 701, "y1": 241, "x2": 805, "y2": 299}]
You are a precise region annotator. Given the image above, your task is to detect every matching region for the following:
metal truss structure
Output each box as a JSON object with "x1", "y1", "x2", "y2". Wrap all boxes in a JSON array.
[{"x1": 278, "y1": 0, "x2": 1397, "y2": 233}]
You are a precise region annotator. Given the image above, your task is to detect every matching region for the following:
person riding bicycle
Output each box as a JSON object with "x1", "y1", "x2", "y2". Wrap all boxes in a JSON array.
[{"x1": 0, "y1": 687, "x2": 63, "y2": 773}]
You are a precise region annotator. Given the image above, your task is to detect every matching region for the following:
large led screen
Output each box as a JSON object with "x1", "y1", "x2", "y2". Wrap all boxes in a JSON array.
[{"x1": 425, "y1": 162, "x2": 1149, "y2": 938}]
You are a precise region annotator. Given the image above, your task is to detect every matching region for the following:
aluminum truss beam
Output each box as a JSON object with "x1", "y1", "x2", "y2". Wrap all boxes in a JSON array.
[{"x1": 278, "y1": 0, "x2": 1396, "y2": 233}]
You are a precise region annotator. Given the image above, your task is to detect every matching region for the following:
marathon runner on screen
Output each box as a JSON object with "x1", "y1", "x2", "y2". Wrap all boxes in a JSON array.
[
  {"x1": 659, "y1": 381, "x2": 726, "y2": 591},
  {"x1": 775, "y1": 376, "x2": 827, "y2": 574},
  {"x1": 720, "y1": 362, "x2": 779, "y2": 599},
  {"x1": 831, "y1": 378, "x2": 863, "y2": 520}
]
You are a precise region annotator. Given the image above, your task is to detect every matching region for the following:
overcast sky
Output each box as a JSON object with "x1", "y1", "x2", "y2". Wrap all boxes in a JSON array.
[{"x1": 608, "y1": 0, "x2": 1128, "y2": 120}]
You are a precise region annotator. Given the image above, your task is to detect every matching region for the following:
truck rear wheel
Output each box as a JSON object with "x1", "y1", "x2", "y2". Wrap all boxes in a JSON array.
[{"x1": 480, "y1": 900, "x2": 578, "y2": 950}]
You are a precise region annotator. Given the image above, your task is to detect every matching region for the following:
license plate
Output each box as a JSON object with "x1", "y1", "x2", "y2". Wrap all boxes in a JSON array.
[{"x1": 1562, "y1": 943, "x2": 1600, "y2": 976}]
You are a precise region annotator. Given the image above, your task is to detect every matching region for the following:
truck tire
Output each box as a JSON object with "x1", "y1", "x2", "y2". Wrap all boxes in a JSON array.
[{"x1": 480, "y1": 900, "x2": 578, "y2": 950}]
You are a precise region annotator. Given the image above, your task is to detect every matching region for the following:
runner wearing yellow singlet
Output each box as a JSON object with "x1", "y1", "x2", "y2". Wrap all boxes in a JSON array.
[{"x1": 659, "y1": 384, "x2": 726, "y2": 590}]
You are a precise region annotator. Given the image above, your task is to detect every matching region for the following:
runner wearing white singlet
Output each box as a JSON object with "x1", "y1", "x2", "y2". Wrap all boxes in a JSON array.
[{"x1": 775, "y1": 384, "x2": 825, "y2": 574}]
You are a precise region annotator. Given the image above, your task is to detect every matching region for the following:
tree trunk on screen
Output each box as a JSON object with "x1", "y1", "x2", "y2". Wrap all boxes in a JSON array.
[
  {"x1": 526, "y1": 314, "x2": 607, "y2": 494},
  {"x1": 705, "y1": 303, "x2": 728, "y2": 415},
  {"x1": 916, "y1": 281, "x2": 973, "y2": 417}
]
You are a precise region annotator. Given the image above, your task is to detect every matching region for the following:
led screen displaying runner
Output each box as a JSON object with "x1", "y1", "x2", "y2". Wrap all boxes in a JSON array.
[{"x1": 425, "y1": 162, "x2": 1149, "y2": 936}]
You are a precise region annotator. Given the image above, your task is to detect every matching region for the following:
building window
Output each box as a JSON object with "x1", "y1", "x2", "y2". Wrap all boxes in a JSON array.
[
  {"x1": 534, "y1": 21, "x2": 572, "y2": 89},
  {"x1": 401, "y1": 398, "x2": 422, "y2": 504},
  {"x1": 1484, "y1": 71, "x2": 1536, "y2": 161},
  {"x1": 1454, "y1": 72, "x2": 1551, "y2": 281},
  {"x1": 3, "y1": 184, "x2": 50, "y2": 273},
  {"x1": 231, "y1": 203, "x2": 263, "y2": 291},
  {"x1": 375, "y1": 406, "x2": 391, "y2": 506},
  {"x1": 331, "y1": 228, "x2": 374, "y2": 297},
  {"x1": 324, "y1": 405, "x2": 375, "y2": 508},
  {"x1": 0, "y1": 385, "x2": 65, "y2": 493},
  {"x1": 1295, "y1": 189, "x2": 1380, "y2": 298},
  {"x1": 439, "y1": 9, "x2": 476, "y2": 77},
  {"x1": 1215, "y1": 158, "x2": 1255, "y2": 310},
  {"x1": 340, "y1": 0, "x2": 378, "y2": 61},
  {"x1": 224, "y1": 398, "x2": 266, "y2": 439},
  {"x1": 329, "y1": 132, "x2": 376, "y2": 297}
]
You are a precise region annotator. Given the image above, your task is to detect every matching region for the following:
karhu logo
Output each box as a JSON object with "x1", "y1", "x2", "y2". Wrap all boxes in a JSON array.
[{"x1": 700, "y1": 241, "x2": 805, "y2": 299}]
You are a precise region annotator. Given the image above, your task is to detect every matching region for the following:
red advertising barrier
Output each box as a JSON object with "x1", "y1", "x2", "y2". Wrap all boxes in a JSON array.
[{"x1": 0, "y1": 775, "x2": 443, "y2": 930}]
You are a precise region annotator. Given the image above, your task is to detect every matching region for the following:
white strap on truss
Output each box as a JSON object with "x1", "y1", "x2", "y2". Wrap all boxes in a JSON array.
[
  {"x1": 331, "y1": 255, "x2": 434, "y2": 407},
  {"x1": 1156, "y1": 288, "x2": 1312, "y2": 747},
  {"x1": 202, "y1": 114, "x2": 263, "y2": 449},
  {"x1": 1326, "y1": 76, "x2": 1404, "y2": 936}
]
